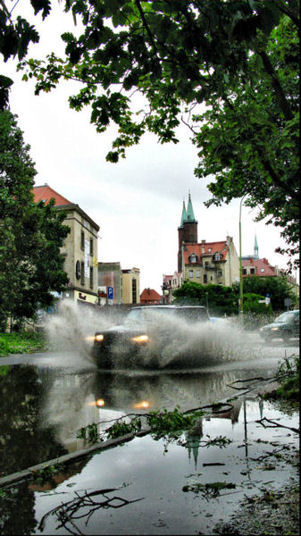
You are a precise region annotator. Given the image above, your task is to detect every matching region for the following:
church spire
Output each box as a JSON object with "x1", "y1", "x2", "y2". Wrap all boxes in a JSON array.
[
  {"x1": 180, "y1": 200, "x2": 187, "y2": 227},
  {"x1": 254, "y1": 234, "x2": 259, "y2": 258},
  {"x1": 186, "y1": 192, "x2": 196, "y2": 222}
]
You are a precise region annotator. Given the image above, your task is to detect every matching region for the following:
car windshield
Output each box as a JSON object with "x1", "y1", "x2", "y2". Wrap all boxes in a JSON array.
[
  {"x1": 275, "y1": 311, "x2": 297, "y2": 323},
  {"x1": 125, "y1": 307, "x2": 208, "y2": 325}
]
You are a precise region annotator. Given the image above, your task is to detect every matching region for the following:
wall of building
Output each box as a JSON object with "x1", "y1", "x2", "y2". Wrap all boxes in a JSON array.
[
  {"x1": 57, "y1": 206, "x2": 99, "y2": 303},
  {"x1": 122, "y1": 268, "x2": 140, "y2": 304},
  {"x1": 224, "y1": 239, "x2": 240, "y2": 286},
  {"x1": 98, "y1": 262, "x2": 122, "y2": 304}
]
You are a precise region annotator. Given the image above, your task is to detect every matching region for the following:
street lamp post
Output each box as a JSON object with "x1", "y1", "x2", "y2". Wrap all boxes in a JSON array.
[{"x1": 239, "y1": 196, "x2": 246, "y2": 320}]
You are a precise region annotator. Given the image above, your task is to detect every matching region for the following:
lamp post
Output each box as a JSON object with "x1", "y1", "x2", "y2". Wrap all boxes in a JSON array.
[{"x1": 239, "y1": 196, "x2": 246, "y2": 320}]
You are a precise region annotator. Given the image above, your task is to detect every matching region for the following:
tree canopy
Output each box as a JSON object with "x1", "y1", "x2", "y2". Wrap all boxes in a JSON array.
[
  {"x1": 0, "y1": 109, "x2": 69, "y2": 329},
  {"x1": 173, "y1": 280, "x2": 238, "y2": 316},
  {"x1": 233, "y1": 274, "x2": 298, "y2": 311},
  {"x1": 1, "y1": 0, "x2": 299, "y2": 266}
]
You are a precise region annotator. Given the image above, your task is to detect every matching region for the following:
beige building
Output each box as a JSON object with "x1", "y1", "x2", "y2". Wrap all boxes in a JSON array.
[
  {"x1": 121, "y1": 267, "x2": 140, "y2": 304},
  {"x1": 182, "y1": 238, "x2": 240, "y2": 286},
  {"x1": 177, "y1": 195, "x2": 240, "y2": 287},
  {"x1": 33, "y1": 185, "x2": 99, "y2": 306}
]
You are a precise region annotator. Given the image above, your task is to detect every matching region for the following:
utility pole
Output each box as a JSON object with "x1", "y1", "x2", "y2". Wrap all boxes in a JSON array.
[{"x1": 239, "y1": 196, "x2": 246, "y2": 321}]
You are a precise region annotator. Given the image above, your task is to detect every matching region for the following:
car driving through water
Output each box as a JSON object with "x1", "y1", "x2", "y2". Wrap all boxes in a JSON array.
[
  {"x1": 259, "y1": 309, "x2": 299, "y2": 342},
  {"x1": 92, "y1": 305, "x2": 210, "y2": 369}
]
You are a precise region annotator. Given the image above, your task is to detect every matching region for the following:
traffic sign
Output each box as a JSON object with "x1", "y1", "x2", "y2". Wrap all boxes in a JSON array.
[{"x1": 107, "y1": 286, "x2": 114, "y2": 300}]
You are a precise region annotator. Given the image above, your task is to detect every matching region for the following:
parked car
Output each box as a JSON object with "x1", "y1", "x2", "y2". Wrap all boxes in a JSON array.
[
  {"x1": 92, "y1": 305, "x2": 210, "y2": 369},
  {"x1": 259, "y1": 309, "x2": 299, "y2": 342}
]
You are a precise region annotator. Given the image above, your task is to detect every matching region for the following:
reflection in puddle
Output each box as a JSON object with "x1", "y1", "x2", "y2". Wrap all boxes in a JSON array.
[
  {"x1": 1, "y1": 396, "x2": 298, "y2": 536},
  {"x1": 40, "y1": 366, "x2": 276, "y2": 452},
  {"x1": 0, "y1": 356, "x2": 281, "y2": 475},
  {"x1": 0, "y1": 365, "x2": 67, "y2": 478}
]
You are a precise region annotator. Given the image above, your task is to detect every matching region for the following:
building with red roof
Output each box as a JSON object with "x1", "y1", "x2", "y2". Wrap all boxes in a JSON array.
[
  {"x1": 242, "y1": 257, "x2": 277, "y2": 277},
  {"x1": 140, "y1": 288, "x2": 162, "y2": 305},
  {"x1": 32, "y1": 184, "x2": 100, "y2": 306},
  {"x1": 176, "y1": 195, "x2": 240, "y2": 288}
]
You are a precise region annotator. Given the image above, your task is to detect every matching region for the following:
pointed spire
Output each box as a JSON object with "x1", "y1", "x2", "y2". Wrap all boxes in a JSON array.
[
  {"x1": 180, "y1": 200, "x2": 187, "y2": 226},
  {"x1": 186, "y1": 192, "x2": 196, "y2": 222},
  {"x1": 254, "y1": 234, "x2": 259, "y2": 258}
]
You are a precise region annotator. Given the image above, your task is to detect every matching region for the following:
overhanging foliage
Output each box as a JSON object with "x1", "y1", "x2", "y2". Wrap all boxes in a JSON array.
[{"x1": 1, "y1": 0, "x2": 299, "y2": 266}]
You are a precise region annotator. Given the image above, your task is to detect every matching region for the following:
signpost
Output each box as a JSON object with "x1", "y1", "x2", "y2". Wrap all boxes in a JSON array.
[{"x1": 107, "y1": 286, "x2": 114, "y2": 305}]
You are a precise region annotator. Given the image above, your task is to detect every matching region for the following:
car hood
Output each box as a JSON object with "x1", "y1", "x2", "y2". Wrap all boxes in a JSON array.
[
  {"x1": 262, "y1": 321, "x2": 285, "y2": 330},
  {"x1": 103, "y1": 324, "x2": 147, "y2": 334}
]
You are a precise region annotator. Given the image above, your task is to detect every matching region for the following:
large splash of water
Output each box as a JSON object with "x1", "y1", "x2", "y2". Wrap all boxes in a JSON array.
[{"x1": 44, "y1": 300, "x2": 264, "y2": 369}]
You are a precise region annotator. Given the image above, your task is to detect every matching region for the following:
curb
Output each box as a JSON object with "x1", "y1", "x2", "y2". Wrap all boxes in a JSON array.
[{"x1": 0, "y1": 427, "x2": 150, "y2": 488}]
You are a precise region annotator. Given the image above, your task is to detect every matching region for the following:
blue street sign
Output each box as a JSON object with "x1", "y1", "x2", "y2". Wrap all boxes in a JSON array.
[{"x1": 107, "y1": 286, "x2": 114, "y2": 300}]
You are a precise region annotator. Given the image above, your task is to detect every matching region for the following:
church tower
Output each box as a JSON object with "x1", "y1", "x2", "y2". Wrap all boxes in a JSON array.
[{"x1": 178, "y1": 193, "x2": 198, "y2": 272}]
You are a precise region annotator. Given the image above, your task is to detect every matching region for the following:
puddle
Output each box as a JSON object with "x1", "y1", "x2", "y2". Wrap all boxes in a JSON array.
[
  {"x1": 0, "y1": 361, "x2": 282, "y2": 472},
  {"x1": 0, "y1": 391, "x2": 299, "y2": 535},
  {"x1": 0, "y1": 347, "x2": 298, "y2": 535}
]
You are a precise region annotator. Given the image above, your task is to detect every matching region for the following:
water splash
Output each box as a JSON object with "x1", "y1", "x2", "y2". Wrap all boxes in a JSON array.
[
  {"x1": 125, "y1": 311, "x2": 260, "y2": 369},
  {"x1": 43, "y1": 300, "x2": 264, "y2": 370},
  {"x1": 44, "y1": 300, "x2": 116, "y2": 365}
]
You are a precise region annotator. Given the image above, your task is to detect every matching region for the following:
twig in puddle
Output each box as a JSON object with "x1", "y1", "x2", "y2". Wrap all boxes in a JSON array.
[
  {"x1": 255, "y1": 417, "x2": 299, "y2": 434},
  {"x1": 38, "y1": 486, "x2": 144, "y2": 534}
]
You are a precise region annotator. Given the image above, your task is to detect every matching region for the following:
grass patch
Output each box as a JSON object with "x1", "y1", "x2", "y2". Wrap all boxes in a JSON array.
[
  {"x1": 263, "y1": 355, "x2": 299, "y2": 402},
  {"x1": 0, "y1": 331, "x2": 47, "y2": 357}
]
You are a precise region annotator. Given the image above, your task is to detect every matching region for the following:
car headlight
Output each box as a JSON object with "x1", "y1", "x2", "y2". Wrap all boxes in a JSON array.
[
  {"x1": 95, "y1": 334, "x2": 104, "y2": 342},
  {"x1": 133, "y1": 400, "x2": 150, "y2": 409},
  {"x1": 131, "y1": 334, "x2": 150, "y2": 344},
  {"x1": 271, "y1": 327, "x2": 279, "y2": 331}
]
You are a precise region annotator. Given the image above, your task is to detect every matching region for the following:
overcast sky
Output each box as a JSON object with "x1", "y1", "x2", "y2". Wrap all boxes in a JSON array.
[{"x1": 2, "y1": 3, "x2": 297, "y2": 293}]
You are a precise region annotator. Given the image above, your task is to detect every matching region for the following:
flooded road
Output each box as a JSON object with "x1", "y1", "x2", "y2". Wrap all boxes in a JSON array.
[{"x1": 0, "y1": 320, "x2": 299, "y2": 534}]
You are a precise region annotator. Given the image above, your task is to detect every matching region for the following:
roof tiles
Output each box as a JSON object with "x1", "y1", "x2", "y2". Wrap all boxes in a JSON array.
[
  {"x1": 183, "y1": 241, "x2": 229, "y2": 264},
  {"x1": 242, "y1": 258, "x2": 276, "y2": 277},
  {"x1": 32, "y1": 185, "x2": 72, "y2": 206}
]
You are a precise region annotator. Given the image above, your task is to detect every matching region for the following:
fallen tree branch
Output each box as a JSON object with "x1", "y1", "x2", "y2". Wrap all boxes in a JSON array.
[{"x1": 255, "y1": 417, "x2": 299, "y2": 435}]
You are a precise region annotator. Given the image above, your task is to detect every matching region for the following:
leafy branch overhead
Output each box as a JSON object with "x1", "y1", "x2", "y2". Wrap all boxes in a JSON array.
[{"x1": 1, "y1": 0, "x2": 299, "y2": 264}]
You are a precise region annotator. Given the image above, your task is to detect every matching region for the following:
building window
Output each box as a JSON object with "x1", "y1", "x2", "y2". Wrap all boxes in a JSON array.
[
  {"x1": 243, "y1": 268, "x2": 247, "y2": 275},
  {"x1": 196, "y1": 269, "x2": 200, "y2": 278},
  {"x1": 260, "y1": 268, "x2": 265, "y2": 273},
  {"x1": 203, "y1": 274, "x2": 208, "y2": 284},
  {"x1": 205, "y1": 261, "x2": 209, "y2": 269},
  {"x1": 80, "y1": 261, "x2": 85, "y2": 285},
  {"x1": 217, "y1": 270, "x2": 223, "y2": 277},
  {"x1": 81, "y1": 231, "x2": 84, "y2": 251},
  {"x1": 189, "y1": 254, "x2": 198, "y2": 263},
  {"x1": 132, "y1": 278, "x2": 137, "y2": 304},
  {"x1": 90, "y1": 267, "x2": 93, "y2": 289},
  {"x1": 250, "y1": 268, "x2": 255, "y2": 274},
  {"x1": 90, "y1": 238, "x2": 93, "y2": 256},
  {"x1": 189, "y1": 270, "x2": 193, "y2": 278}
]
